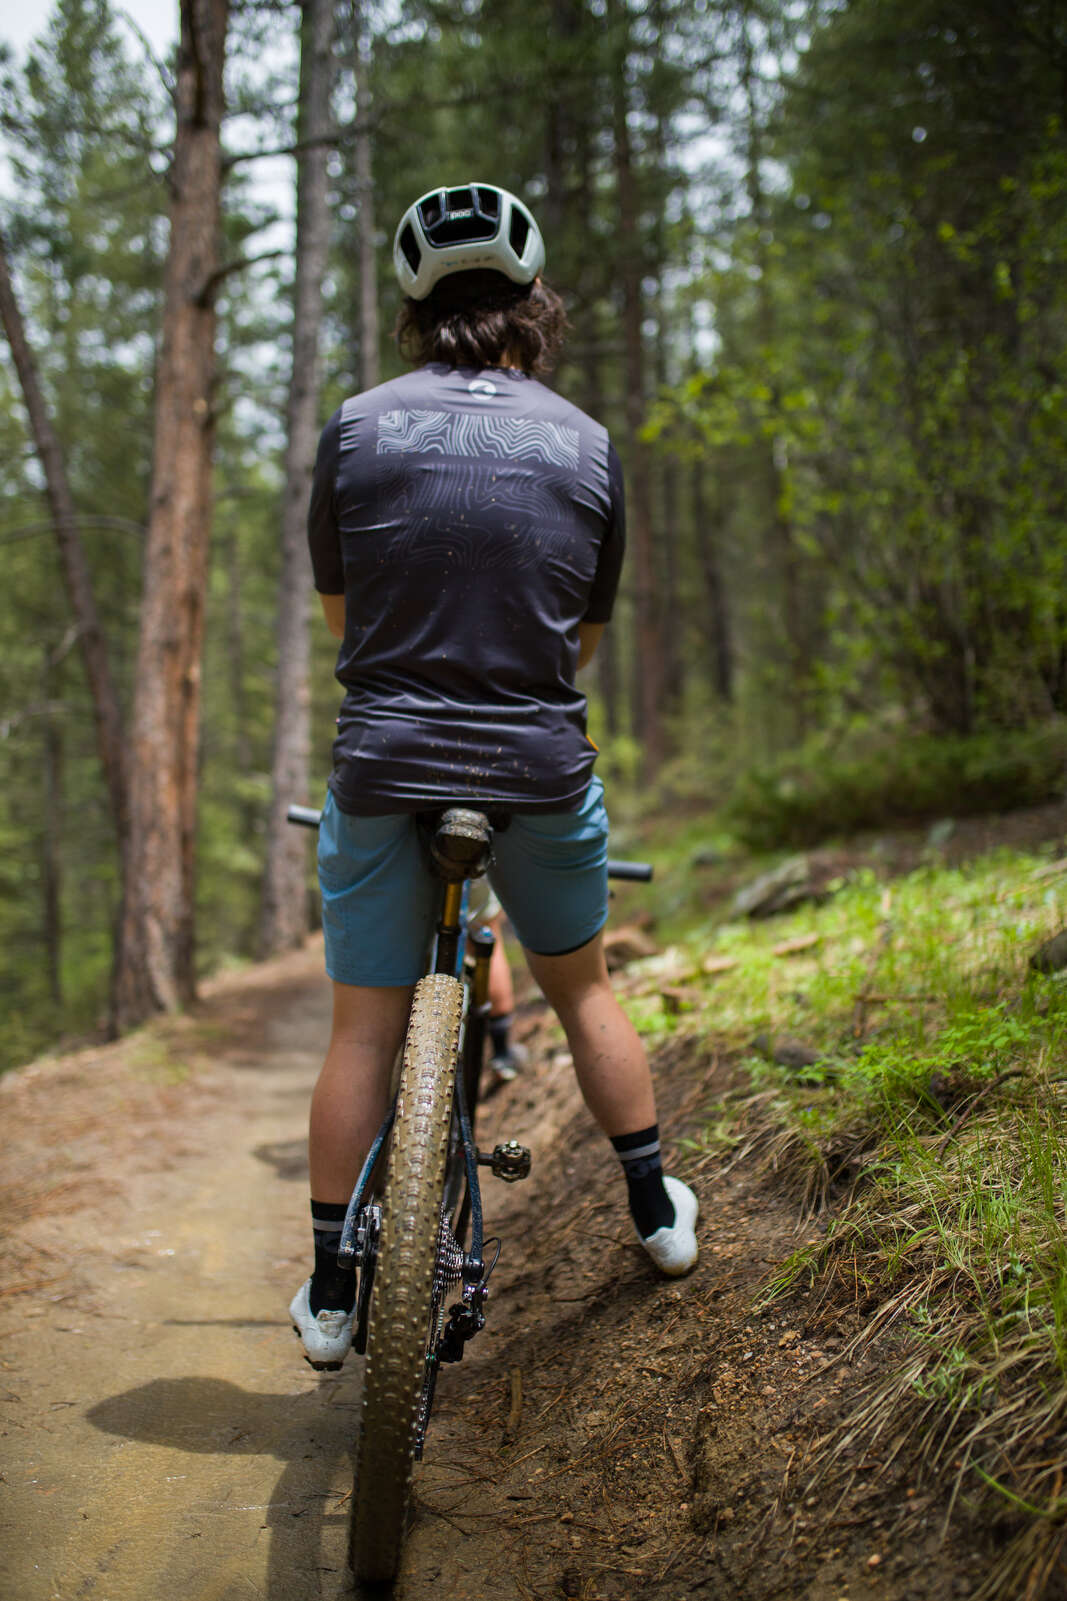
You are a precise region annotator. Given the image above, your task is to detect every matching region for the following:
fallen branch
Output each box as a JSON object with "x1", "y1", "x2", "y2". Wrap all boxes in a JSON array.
[{"x1": 503, "y1": 1366, "x2": 523, "y2": 1444}]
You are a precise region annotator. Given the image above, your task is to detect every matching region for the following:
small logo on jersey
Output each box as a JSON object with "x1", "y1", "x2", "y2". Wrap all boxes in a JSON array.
[{"x1": 468, "y1": 378, "x2": 497, "y2": 399}]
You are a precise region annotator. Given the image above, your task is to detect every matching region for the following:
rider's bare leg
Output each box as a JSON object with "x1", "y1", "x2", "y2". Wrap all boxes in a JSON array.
[
  {"x1": 522, "y1": 931, "x2": 656, "y2": 1136},
  {"x1": 308, "y1": 981, "x2": 413, "y2": 1203},
  {"x1": 524, "y1": 931, "x2": 690, "y2": 1255}
]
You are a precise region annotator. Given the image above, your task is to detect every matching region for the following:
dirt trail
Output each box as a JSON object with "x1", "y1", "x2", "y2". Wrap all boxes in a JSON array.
[{"x1": 0, "y1": 940, "x2": 988, "y2": 1601}]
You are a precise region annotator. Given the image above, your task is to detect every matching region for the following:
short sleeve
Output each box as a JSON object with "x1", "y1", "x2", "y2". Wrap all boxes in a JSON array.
[
  {"x1": 582, "y1": 441, "x2": 626, "y2": 624},
  {"x1": 307, "y1": 409, "x2": 345, "y2": 595}
]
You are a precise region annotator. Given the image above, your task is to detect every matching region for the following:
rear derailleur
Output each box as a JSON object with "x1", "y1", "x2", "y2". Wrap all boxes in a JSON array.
[{"x1": 436, "y1": 1278, "x2": 489, "y2": 1365}]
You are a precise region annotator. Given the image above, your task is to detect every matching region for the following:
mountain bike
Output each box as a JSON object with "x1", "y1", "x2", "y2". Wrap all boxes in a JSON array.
[{"x1": 288, "y1": 802, "x2": 651, "y2": 1584}]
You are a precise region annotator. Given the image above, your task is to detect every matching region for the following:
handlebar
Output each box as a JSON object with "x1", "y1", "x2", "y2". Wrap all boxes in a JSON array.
[
  {"x1": 287, "y1": 804, "x2": 323, "y2": 829},
  {"x1": 286, "y1": 803, "x2": 653, "y2": 882}
]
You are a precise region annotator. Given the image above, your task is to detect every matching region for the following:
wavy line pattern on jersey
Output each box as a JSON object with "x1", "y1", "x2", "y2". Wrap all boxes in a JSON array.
[
  {"x1": 376, "y1": 408, "x2": 580, "y2": 470},
  {"x1": 372, "y1": 459, "x2": 591, "y2": 576},
  {"x1": 376, "y1": 459, "x2": 566, "y2": 521}
]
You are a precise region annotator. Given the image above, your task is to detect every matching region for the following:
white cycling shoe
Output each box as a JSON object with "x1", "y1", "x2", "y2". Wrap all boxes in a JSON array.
[
  {"x1": 638, "y1": 1176, "x2": 699, "y2": 1277},
  {"x1": 289, "y1": 1278, "x2": 356, "y2": 1371}
]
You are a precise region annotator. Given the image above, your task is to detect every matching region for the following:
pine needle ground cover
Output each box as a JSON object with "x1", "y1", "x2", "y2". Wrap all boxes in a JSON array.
[{"x1": 614, "y1": 833, "x2": 1067, "y2": 1599}]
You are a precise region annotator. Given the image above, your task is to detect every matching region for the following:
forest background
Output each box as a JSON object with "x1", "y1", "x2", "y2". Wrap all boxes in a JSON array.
[{"x1": 1, "y1": 0, "x2": 1065, "y2": 1070}]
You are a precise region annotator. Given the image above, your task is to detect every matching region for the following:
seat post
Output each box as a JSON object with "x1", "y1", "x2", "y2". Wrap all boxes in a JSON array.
[
  {"x1": 429, "y1": 808, "x2": 493, "y2": 976},
  {"x1": 434, "y1": 882, "x2": 465, "y2": 976}
]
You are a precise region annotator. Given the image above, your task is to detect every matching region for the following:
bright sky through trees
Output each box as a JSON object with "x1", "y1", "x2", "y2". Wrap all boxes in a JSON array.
[{"x1": 1, "y1": 0, "x2": 176, "y2": 60}]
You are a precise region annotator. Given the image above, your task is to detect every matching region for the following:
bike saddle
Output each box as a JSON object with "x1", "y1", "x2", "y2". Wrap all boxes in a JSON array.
[{"x1": 429, "y1": 808, "x2": 494, "y2": 881}]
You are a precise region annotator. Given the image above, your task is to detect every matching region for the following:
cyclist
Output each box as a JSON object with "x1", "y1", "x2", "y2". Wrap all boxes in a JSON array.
[
  {"x1": 469, "y1": 883, "x2": 526, "y2": 1085},
  {"x1": 290, "y1": 182, "x2": 699, "y2": 1368}
]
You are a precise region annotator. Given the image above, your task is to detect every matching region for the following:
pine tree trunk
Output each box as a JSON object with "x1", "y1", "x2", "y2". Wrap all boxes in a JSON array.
[
  {"x1": 353, "y1": 1, "x2": 378, "y2": 391},
  {"x1": 0, "y1": 226, "x2": 129, "y2": 853},
  {"x1": 42, "y1": 648, "x2": 63, "y2": 1010},
  {"x1": 609, "y1": 1, "x2": 663, "y2": 769},
  {"x1": 740, "y1": 6, "x2": 805, "y2": 740},
  {"x1": 113, "y1": 0, "x2": 228, "y2": 1028},
  {"x1": 692, "y1": 461, "x2": 733, "y2": 702},
  {"x1": 260, "y1": 0, "x2": 334, "y2": 957},
  {"x1": 223, "y1": 520, "x2": 256, "y2": 837}
]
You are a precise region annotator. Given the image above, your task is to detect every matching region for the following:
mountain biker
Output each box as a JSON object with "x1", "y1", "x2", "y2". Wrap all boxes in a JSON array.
[{"x1": 290, "y1": 182, "x2": 699, "y2": 1368}]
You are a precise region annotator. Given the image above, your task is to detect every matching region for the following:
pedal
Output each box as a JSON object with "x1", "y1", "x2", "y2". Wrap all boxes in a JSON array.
[{"x1": 478, "y1": 1139, "x2": 531, "y2": 1182}]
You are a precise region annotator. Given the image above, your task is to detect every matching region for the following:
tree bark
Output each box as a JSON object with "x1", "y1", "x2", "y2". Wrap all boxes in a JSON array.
[
  {"x1": 739, "y1": 6, "x2": 805, "y2": 739},
  {"x1": 0, "y1": 226, "x2": 129, "y2": 852},
  {"x1": 42, "y1": 647, "x2": 64, "y2": 1010},
  {"x1": 353, "y1": 0, "x2": 378, "y2": 391},
  {"x1": 655, "y1": 280, "x2": 683, "y2": 721},
  {"x1": 692, "y1": 461, "x2": 733, "y2": 702},
  {"x1": 608, "y1": 0, "x2": 663, "y2": 769},
  {"x1": 113, "y1": 0, "x2": 229, "y2": 1028},
  {"x1": 260, "y1": 0, "x2": 334, "y2": 957}
]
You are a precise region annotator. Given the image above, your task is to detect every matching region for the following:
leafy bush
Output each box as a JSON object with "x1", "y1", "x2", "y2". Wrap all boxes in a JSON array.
[{"x1": 725, "y1": 724, "x2": 1067, "y2": 849}]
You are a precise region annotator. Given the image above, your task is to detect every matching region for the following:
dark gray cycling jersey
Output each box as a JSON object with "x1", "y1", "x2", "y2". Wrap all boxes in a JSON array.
[{"x1": 308, "y1": 363, "x2": 625, "y2": 816}]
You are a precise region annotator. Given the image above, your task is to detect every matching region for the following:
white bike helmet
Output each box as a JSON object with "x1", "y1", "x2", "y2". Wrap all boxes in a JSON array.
[{"x1": 393, "y1": 183, "x2": 546, "y2": 301}]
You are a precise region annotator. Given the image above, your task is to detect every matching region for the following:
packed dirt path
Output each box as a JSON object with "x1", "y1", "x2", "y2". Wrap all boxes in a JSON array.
[{"x1": 0, "y1": 940, "x2": 989, "y2": 1601}]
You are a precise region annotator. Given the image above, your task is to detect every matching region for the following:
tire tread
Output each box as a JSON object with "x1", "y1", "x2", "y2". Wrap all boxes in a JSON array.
[{"x1": 349, "y1": 973, "x2": 463, "y2": 1584}]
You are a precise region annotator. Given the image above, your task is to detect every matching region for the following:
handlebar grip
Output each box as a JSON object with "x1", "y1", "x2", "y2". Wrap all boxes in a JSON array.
[
  {"x1": 286, "y1": 804, "x2": 322, "y2": 828},
  {"x1": 607, "y1": 858, "x2": 653, "y2": 882}
]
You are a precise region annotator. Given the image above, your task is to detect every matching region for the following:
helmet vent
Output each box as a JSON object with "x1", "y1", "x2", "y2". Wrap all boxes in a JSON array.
[
  {"x1": 509, "y1": 208, "x2": 530, "y2": 259},
  {"x1": 433, "y1": 205, "x2": 498, "y2": 245},
  {"x1": 398, "y1": 223, "x2": 421, "y2": 276},
  {"x1": 475, "y1": 186, "x2": 500, "y2": 218}
]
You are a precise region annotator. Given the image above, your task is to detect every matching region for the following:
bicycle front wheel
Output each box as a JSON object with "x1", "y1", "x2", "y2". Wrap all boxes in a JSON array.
[{"x1": 349, "y1": 973, "x2": 464, "y2": 1585}]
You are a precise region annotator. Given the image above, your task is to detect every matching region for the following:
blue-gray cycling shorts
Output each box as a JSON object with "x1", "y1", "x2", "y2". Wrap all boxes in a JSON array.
[{"x1": 317, "y1": 777, "x2": 610, "y2": 987}]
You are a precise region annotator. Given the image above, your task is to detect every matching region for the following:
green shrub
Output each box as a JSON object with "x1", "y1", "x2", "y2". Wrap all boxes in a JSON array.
[{"x1": 725, "y1": 723, "x2": 1067, "y2": 849}]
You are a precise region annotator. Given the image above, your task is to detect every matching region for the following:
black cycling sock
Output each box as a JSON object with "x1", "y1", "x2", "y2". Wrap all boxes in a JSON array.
[
  {"x1": 488, "y1": 1011, "x2": 513, "y2": 1057},
  {"x1": 611, "y1": 1125, "x2": 675, "y2": 1239},
  {"x1": 309, "y1": 1199, "x2": 356, "y2": 1315}
]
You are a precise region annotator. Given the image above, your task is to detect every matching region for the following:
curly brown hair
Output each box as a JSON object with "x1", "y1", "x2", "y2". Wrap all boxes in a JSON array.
[{"x1": 394, "y1": 270, "x2": 569, "y2": 376}]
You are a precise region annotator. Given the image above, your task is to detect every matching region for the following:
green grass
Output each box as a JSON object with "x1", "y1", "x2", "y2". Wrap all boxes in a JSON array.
[{"x1": 614, "y1": 831, "x2": 1067, "y2": 1596}]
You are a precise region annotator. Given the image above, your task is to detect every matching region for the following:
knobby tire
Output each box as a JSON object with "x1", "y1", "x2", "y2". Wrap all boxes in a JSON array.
[{"x1": 349, "y1": 973, "x2": 464, "y2": 1585}]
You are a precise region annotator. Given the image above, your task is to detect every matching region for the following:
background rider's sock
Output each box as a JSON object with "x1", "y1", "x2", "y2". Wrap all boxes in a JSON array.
[
  {"x1": 309, "y1": 1199, "x2": 356, "y2": 1314},
  {"x1": 611, "y1": 1125, "x2": 675, "y2": 1238},
  {"x1": 488, "y1": 1010, "x2": 513, "y2": 1058}
]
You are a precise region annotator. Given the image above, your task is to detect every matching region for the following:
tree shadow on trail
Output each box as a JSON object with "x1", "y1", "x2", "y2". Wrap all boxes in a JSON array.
[{"x1": 88, "y1": 1376, "x2": 358, "y2": 1600}]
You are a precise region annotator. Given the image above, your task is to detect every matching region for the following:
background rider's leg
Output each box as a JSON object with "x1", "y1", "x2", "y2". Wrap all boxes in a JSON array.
[
  {"x1": 309, "y1": 980, "x2": 413, "y2": 1203},
  {"x1": 487, "y1": 912, "x2": 526, "y2": 1079},
  {"x1": 487, "y1": 913, "x2": 516, "y2": 1017}
]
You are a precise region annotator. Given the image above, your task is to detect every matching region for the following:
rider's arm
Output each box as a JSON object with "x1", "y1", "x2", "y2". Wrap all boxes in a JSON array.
[
  {"x1": 580, "y1": 442, "x2": 626, "y2": 662},
  {"x1": 320, "y1": 592, "x2": 345, "y2": 638},
  {"x1": 578, "y1": 623, "x2": 604, "y2": 667},
  {"x1": 307, "y1": 409, "x2": 345, "y2": 621}
]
